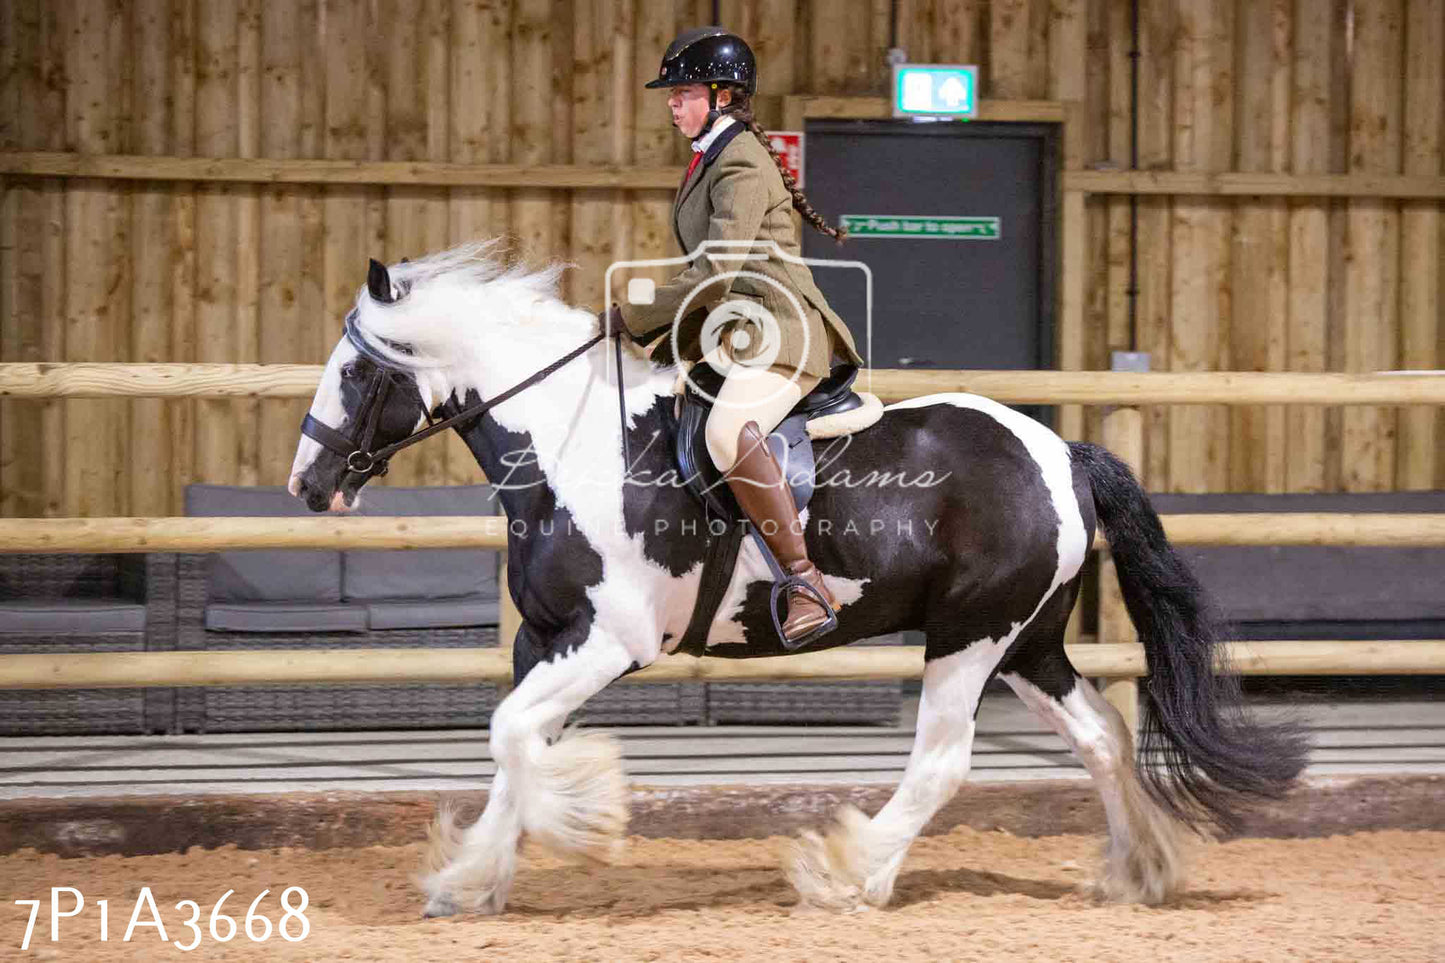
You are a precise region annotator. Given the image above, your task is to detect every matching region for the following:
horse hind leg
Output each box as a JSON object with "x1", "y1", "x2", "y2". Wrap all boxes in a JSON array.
[
  {"x1": 998, "y1": 642, "x2": 1186, "y2": 905},
  {"x1": 788, "y1": 566, "x2": 1094, "y2": 911},
  {"x1": 785, "y1": 637, "x2": 999, "y2": 912}
]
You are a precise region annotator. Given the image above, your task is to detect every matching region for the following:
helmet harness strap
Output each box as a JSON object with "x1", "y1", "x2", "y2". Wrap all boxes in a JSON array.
[{"x1": 696, "y1": 82, "x2": 727, "y2": 141}]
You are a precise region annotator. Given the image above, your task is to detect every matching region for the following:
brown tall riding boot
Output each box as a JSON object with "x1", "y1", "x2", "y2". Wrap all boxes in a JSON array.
[{"x1": 723, "y1": 421, "x2": 838, "y2": 643}]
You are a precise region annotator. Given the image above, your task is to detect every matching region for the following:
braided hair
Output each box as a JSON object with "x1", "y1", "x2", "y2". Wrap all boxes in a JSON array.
[{"x1": 722, "y1": 88, "x2": 847, "y2": 244}]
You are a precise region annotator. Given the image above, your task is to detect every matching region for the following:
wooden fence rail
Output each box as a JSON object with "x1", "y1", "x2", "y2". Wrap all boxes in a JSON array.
[
  {"x1": 3, "y1": 513, "x2": 1444, "y2": 553},
  {"x1": 0, "y1": 153, "x2": 682, "y2": 189},
  {"x1": 4, "y1": 153, "x2": 1443, "y2": 200},
  {"x1": 0, "y1": 516, "x2": 510, "y2": 553},
  {"x1": 2, "y1": 641, "x2": 1443, "y2": 690},
  {"x1": 4, "y1": 364, "x2": 1445, "y2": 406}
]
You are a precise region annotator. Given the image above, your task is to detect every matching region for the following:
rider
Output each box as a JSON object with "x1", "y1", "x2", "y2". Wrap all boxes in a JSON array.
[{"x1": 603, "y1": 26, "x2": 866, "y2": 645}]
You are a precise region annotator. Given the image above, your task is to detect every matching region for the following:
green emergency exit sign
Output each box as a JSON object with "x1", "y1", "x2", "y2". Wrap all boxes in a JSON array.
[
  {"x1": 839, "y1": 215, "x2": 1001, "y2": 240},
  {"x1": 892, "y1": 64, "x2": 979, "y2": 119}
]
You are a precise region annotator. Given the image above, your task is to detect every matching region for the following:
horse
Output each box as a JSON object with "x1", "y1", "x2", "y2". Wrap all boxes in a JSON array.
[{"x1": 287, "y1": 240, "x2": 1306, "y2": 917}]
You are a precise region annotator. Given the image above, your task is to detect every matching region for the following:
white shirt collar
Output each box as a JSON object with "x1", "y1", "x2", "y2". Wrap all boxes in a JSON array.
[{"x1": 692, "y1": 115, "x2": 736, "y2": 154}]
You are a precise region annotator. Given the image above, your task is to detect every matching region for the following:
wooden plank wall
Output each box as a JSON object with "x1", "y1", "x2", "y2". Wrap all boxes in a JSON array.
[{"x1": 1, "y1": 0, "x2": 1441, "y2": 516}]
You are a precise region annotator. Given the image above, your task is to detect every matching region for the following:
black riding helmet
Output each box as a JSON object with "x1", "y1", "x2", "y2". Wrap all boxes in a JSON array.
[
  {"x1": 646, "y1": 27, "x2": 756, "y2": 138},
  {"x1": 646, "y1": 27, "x2": 757, "y2": 92}
]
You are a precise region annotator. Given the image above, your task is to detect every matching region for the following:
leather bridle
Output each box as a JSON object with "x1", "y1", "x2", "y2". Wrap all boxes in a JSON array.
[{"x1": 300, "y1": 308, "x2": 611, "y2": 483}]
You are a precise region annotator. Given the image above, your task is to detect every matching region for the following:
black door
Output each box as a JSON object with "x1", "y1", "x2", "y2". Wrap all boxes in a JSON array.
[{"x1": 800, "y1": 119, "x2": 1058, "y2": 410}]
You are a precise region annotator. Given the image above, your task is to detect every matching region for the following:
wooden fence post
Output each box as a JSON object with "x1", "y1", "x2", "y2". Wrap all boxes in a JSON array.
[
  {"x1": 1098, "y1": 406, "x2": 1144, "y2": 733},
  {"x1": 496, "y1": 547, "x2": 520, "y2": 698}
]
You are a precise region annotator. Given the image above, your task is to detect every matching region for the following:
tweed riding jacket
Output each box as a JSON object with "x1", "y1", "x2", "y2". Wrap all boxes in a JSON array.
[{"x1": 617, "y1": 122, "x2": 865, "y2": 380}]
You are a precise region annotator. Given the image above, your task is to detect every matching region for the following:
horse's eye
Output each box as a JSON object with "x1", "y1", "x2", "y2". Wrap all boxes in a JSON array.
[{"x1": 340, "y1": 362, "x2": 360, "y2": 380}]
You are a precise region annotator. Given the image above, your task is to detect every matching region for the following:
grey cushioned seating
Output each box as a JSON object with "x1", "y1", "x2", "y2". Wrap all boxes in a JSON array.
[
  {"x1": 341, "y1": 485, "x2": 501, "y2": 631},
  {"x1": 1151, "y1": 491, "x2": 1445, "y2": 641},
  {"x1": 367, "y1": 598, "x2": 500, "y2": 630},
  {"x1": 186, "y1": 484, "x2": 343, "y2": 605},
  {"x1": 183, "y1": 483, "x2": 504, "y2": 635},
  {"x1": 204, "y1": 603, "x2": 368, "y2": 634},
  {"x1": 174, "y1": 482, "x2": 528, "y2": 733},
  {"x1": 343, "y1": 485, "x2": 502, "y2": 607},
  {"x1": 187, "y1": 484, "x2": 503, "y2": 632},
  {"x1": 0, "y1": 599, "x2": 148, "y2": 635},
  {"x1": 174, "y1": 482, "x2": 703, "y2": 729},
  {"x1": 1214, "y1": 620, "x2": 1445, "y2": 642}
]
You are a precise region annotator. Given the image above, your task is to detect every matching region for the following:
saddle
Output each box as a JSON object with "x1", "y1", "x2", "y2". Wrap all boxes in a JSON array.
[
  {"x1": 665, "y1": 361, "x2": 884, "y2": 654},
  {"x1": 670, "y1": 361, "x2": 879, "y2": 521}
]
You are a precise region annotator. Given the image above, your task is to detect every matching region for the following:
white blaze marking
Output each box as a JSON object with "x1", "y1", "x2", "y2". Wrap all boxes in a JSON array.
[{"x1": 289, "y1": 339, "x2": 359, "y2": 482}]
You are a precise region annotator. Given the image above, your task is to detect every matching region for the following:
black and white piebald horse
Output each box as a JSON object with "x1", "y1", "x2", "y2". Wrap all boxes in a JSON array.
[{"x1": 289, "y1": 242, "x2": 1305, "y2": 916}]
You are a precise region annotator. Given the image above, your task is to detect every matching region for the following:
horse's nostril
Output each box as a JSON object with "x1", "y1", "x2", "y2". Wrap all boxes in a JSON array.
[{"x1": 292, "y1": 477, "x2": 330, "y2": 513}]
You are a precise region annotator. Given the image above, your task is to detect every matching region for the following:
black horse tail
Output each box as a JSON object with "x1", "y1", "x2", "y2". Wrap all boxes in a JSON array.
[{"x1": 1069, "y1": 442, "x2": 1307, "y2": 833}]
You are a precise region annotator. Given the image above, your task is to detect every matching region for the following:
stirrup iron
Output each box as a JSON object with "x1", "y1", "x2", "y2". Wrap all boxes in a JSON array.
[
  {"x1": 745, "y1": 525, "x2": 838, "y2": 650},
  {"x1": 769, "y1": 574, "x2": 839, "y2": 651}
]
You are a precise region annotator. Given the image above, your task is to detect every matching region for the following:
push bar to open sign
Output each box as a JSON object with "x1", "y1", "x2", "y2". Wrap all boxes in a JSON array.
[{"x1": 839, "y1": 214, "x2": 1001, "y2": 239}]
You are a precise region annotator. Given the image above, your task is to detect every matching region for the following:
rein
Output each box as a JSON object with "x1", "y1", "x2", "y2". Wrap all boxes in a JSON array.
[{"x1": 301, "y1": 310, "x2": 612, "y2": 481}]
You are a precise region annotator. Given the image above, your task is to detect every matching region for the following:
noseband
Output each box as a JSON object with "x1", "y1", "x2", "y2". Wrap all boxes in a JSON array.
[{"x1": 300, "y1": 309, "x2": 609, "y2": 481}]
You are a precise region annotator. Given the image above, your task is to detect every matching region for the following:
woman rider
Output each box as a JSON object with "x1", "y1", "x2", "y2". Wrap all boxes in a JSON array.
[{"x1": 603, "y1": 27, "x2": 866, "y2": 646}]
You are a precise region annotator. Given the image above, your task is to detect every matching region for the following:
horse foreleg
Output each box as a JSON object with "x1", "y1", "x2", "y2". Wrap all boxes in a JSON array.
[
  {"x1": 420, "y1": 623, "x2": 643, "y2": 916},
  {"x1": 785, "y1": 642, "x2": 999, "y2": 911},
  {"x1": 421, "y1": 768, "x2": 521, "y2": 917}
]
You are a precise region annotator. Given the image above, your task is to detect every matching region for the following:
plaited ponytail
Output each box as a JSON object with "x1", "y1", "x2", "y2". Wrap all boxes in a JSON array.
[{"x1": 724, "y1": 90, "x2": 847, "y2": 244}]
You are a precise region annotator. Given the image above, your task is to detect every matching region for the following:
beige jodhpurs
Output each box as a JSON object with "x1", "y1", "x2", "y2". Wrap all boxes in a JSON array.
[{"x1": 704, "y1": 364, "x2": 821, "y2": 473}]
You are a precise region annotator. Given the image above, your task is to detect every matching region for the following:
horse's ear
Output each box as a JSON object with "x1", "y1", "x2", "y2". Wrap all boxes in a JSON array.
[{"x1": 367, "y1": 258, "x2": 395, "y2": 303}]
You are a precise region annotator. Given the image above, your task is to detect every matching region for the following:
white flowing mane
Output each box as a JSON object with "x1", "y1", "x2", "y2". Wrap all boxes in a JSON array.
[
  {"x1": 339, "y1": 239, "x2": 673, "y2": 451},
  {"x1": 348, "y1": 239, "x2": 602, "y2": 373}
]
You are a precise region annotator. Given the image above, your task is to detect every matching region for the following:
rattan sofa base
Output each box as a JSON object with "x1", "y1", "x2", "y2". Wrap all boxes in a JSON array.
[
  {"x1": 175, "y1": 554, "x2": 705, "y2": 731},
  {"x1": 703, "y1": 680, "x2": 902, "y2": 726},
  {"x1": 0, "y1": 554, "x2": 176, "y2": 735}
]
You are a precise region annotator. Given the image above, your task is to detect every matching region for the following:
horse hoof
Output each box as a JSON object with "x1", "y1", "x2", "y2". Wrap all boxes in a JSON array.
[{"x1": 422, "y1": 897, "x2": 459, "y2": 919}]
